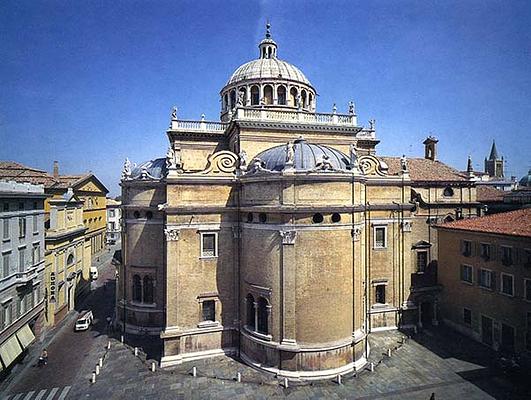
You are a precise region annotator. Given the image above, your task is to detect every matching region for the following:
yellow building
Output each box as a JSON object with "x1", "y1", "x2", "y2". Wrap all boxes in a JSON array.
[{"x1": 44, "y1": 189, "x2": 87, "y2": 325}]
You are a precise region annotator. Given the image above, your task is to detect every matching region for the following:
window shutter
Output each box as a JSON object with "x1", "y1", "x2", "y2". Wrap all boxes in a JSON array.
[
  {"x1": 460, "y1": 240, "x2": 464, "y2": 254},
  {"x1": 490, "y1": 244, "x2": 496, "y2": 261},
  {"x1": 477, "y1": 268, "x2": 481, "y2": 285},
  {"x1": 491, "y1": 272, "x2": 496, "y2": 291}
]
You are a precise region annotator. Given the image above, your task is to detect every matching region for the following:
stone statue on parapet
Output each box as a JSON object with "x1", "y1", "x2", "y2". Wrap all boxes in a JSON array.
[
  {"x1": 400, "y1": 154, "x2": 409, "y2": 173},
  {"x1": 121, "y1": 158, "x2": 132, "y2": 180},
  {"x1": 171, "y1": 106, "x2": 178, "y2": 120},
  {"x1": 369, "y1": 119, "x2": 376, "y2": 130},
  {"x1": 315, "y1": 154, "x2": 334, "y2": 171},
  {"x1": 250, "y1": 158, "x2": 266, "y2": 173},
  {"x1": 239, "y1": 150, "x2": 248, "y2": 171},
  {"x1": 237, "y1": 91, "x2": 245, "y2": 106},
  {"x1": 349, "y1": 143, "x2": 359, "y2": 169},
  {"x1": 296, "y1": 94, "x2": 302, "y2": 109},
  {"x1": 349, "y1": 101, "x2": 355, "y2": 115},
  {"x1": 286, "y1": 141, "x2": 295, "y2": 166}
]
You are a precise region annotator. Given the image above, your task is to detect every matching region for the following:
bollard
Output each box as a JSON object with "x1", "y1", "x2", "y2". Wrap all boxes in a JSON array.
[
  {"x1": 99, "y1": 358, "x2": 103, "y2": 367},
  {"x1": 284, "y1": 377, "x2": 288, "y2": 388},
  {"x1": 107, "y1": 341, "x2": 111, "y2": 350},
  {"x1": 237, "y1": 372, "x2": 241, "y2": 383},
  {"x1": 91, "y1": 372, "x2": 96, "y2": 383},
  {"x1": 95, "y1": 365, "x2": 100, "y2": 375},
  {"x1": 369, "y1": 362, "x2": 375, "y2": 372},
  {"x1": 387, "y1": 348, "x2": 392, "y2": 357},
  {"x1": 151, "y1": 362, "x2": 156, "y2": 372},
  {"x1": 134, "y1": 347, "x2": 138, "y2": 356},
  {"x1": 192, "y1": 366, "x2": 197, "y2": 377},
  {"x1": 120, "y1": 335, "x2": 124, "y2": 343},
  {"x1": 336, "y1": 374, "x2": 342, "y2": 385}
]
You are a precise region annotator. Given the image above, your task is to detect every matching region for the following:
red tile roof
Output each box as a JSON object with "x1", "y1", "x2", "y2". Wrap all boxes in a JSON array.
[
  {"x1": 476, "y1": 186, "x2": 505, "y2": 202},
  {"x1": 436, "y1": 208, "x2": 531, "y2": 238},
  {"x1": 381, "y1": 157, "x2": 468, "y2": 182}
]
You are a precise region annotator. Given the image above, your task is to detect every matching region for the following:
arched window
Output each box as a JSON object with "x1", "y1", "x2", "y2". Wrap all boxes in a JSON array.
[
  {"x1": 230, "y1": 90, "x2": 236, "y2": 109},
  {"x1": 289, "y1": 87, "x2": 298, "y2": 107},
  {"x1": 263, "y1": 85, "x2": 273, "y2": 105},
  {"x1": 308, "y1": 93, "x2": 313, "y2": 109},
  {"x1": 257, "y1": 297, "x2": 269, "y2": 334},
  {"x1": 250, "y1": 86, "x2": 259, "y2": 105},
  {"x1": 223, "y1": 93, "x2": 228, "y2": 111},
  {"x1": 277, "y1": 86, "x2": 287, "y2": 105},
  {"x1": 301, "y1": 90, "x2": 307, "y2": 108},
  {"x1": 132, "y1": 275, "x2": 142, "y2": 302},
  {"x1": 246, "y1": 294, "x2": 255, "y2": 330},
  {"x1": 143, "y1": 276, "x2": 154, "y2": 304},
  {"x1": 66, "y1": 253, "x2": 74, "y2": 266}
]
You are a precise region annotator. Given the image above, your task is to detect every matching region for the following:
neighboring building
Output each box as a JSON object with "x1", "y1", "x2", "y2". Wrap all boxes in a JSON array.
[
  {"x1": 49, "y1": 162, "x2": 109, "y2": 260},
  {"x1": 117, "y1": 26, "x2": 481, "y2": 379},
  {"x1": 0, "y1": 161, "x2": 108, "y2": 330},
  {"x1": 44, "y1": 189, "x2": 87, "y2": 326},
  {"x1": 106, "y1": 198, "x2": 121, "y2": 244},
  {"x1": 476, "y1": 170, "x2": 531, "y2": 215},
  {"x1": 484, "y1": 140, "x2": 504, "y2": 179},
  {"x1": 0, "y1": 181, "x2": 46, "y2": 372},
  {"x1": 436, "y1": 209, "x2": 531, "y2": 356}
]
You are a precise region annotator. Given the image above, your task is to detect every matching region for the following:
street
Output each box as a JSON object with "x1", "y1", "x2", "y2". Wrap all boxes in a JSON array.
[{"x1": 1, "y1": 245, "x2": 118, "y2": 399}]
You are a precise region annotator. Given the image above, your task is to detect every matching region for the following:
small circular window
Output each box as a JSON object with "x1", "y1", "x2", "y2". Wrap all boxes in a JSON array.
[
  {"x1": 443, "y1": 187, "x2": 454, "y2": 197},
  {"x1": 331, "y1": 213, "x2": 341, "y2": 223},
  {"x1": 146, "y1": 211, "x2": 153, "y2": 220},
  {"x1": 133, "y1": 211, "x2": 140, "y2": 219},
  {"x1": 259, "y1": 213, "x2": 267, "y2": 223},
  {"x1": 312, "y1": 213, "x2": 324, "y2": 223},
  {"x1": 246, "y1": 213, "x2": 253, "y2": 223}
]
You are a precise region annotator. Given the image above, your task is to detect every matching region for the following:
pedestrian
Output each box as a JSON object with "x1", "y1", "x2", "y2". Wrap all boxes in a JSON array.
[{"x1": 41, "y1": 348, "x2": 48, "y2": 365}]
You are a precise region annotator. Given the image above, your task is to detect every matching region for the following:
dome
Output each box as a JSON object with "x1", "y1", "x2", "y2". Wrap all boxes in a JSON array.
[
  {"x1": 519, "y1": 169, "x2": 531, "y2": 187},
  {"x1": 227, "y1": 58, "x2": 311, "y2": 87},
  {"x1": 251, "y1": 138, "x2": 351, "y2": 173},
  {"x1": 131, "y1": 158, "x2": 166, "y2": 180}
]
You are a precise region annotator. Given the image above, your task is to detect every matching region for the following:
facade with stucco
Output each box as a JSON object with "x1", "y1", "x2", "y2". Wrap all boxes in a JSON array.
[{"x1": 117, "y1": 26, "x2": 481, "y2": 379}]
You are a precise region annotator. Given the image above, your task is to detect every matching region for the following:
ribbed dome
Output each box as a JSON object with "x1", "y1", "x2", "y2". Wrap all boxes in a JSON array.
[
  {"x1": 131, "y1": 158, "x2": 166, "y2": 180},
  {"x1": 227, "y1": 58, "x2": 311, "y2": 87},
  {"x1": 519, "y1": 170, "x2": 531, "y2": 187},
  {"x1": 252, "y1": 139, "x2": 351, "y2": 172}
]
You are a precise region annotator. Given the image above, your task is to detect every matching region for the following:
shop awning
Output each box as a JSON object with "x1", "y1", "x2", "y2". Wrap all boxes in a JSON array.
[
  {"x1": 16, "y1": 324, "x2": 35, "y2": 349},
  {"x1": 0, "y1": 335, "x2": 23, "y2": 369}
]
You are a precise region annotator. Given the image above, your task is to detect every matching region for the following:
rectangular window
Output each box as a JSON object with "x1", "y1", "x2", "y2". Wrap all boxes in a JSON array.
[
  {"x1": 18, "y1": 202, "x2": 24, "y2": 211},
  {"x1": 374, "y1": 226, "x2": 386, "y2": 248},
  {"x1": 524, "y1": 249, "x2": 531, "y2": 268},
  {"x1": 526, "y1": 313, "x2": 531, "y2": 351},
  {"x1": 501, "y1": 246, "x2": 513, "y2": 266},
  {"x1": 2, "y1": 253, "x2": 9, "y2": 278},
  {"x1": 18, "y1": 295, "x2": 25, "y2": 316},
  {"x1": 417, "y1": 251, "x2": 428, "y2": 272},
  {"x1": 462, "y1": 240, "x2": 472, "y2": 256},
  {"x1": 479, "y1": 268, "x2": 494, "y2": 290},
  {"x1": 202, "y1": 300, "x2": 216, "y2": 322},
  {"x1": 481, "y1": 315, "x2": 493, "y2": 346},
  {"x1": 19, "y1": 248, "x2": 25, "y2": 272},
  {"x1": 201, "y1": 233, "x2": 217, "y2": 257},
  {"x1": 375, "y1": 285, "x2": 386, "y2": 304},
  {"x1": 501, "y1": 273, "x2": 514, "y2": 296},
  {"x1": 3, "y1": 202, "x2": 9, "y2": 212},
  {"x1": 32, "y1": 215, "x2": 38, "y2": 233},
  {"x1": 460, "y1": 265, "x2": 473, "y2": 284},
  {"x1": 525, "y1": 279, "x2": 531, "y2": 302},
  {"x1": 2, "y1": 219, "x2": 9, "y2": 239},
  {"x1": 109, "y1": 210, "x2": 115, "y2": 218},
  {"x1": 18, "y1": 217, "x2": 26, "y2": 238},
  {"x1": 32, "y1": 244, "x2": 40, "y2": 265},
  {"x1": 480, "y1": 243, "x2": 491, "y2": 260},
  {"x1": 463, "y1": 308, "x2": 472, "y2": 326}
]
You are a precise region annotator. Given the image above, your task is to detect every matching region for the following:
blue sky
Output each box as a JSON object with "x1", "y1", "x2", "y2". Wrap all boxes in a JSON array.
[{"x1": 1, "y1": 0, "x2": 530, "y2": 196}]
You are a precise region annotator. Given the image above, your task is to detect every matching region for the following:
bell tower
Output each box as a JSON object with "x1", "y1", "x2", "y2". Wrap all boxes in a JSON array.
[{"x1": 423, "y1": 136, "x2": 438, "y2": 161}]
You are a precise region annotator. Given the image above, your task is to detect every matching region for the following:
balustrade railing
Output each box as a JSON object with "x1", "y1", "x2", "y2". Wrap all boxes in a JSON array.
[{"x1": 170, "y1": 119, "x2": 227, "y2": 132}]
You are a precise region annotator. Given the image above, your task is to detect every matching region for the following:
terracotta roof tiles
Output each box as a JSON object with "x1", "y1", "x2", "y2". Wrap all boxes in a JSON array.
[
  {"x1": 436, "y1": 208, "x2": 531, "y2": 238},
  {"x1": 380, "y1": 157, "x2": 468, "y2": 182},
  {"x1": 476, "y1": 186, "x2": 505, "y2": 202}
]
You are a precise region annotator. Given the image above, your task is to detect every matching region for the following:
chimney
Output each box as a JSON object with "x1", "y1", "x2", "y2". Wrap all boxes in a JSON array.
[
  {"x1": 423, "y1": 136, "x2": 438, "y2": 161},
  {"x1": 53, "y1": 161, "x2": 59, "y2": 178}
]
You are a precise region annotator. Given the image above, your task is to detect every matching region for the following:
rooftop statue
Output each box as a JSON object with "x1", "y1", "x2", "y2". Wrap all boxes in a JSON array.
[{"x1": 121, "y1": 158, "x2": 132, "y2": 180}]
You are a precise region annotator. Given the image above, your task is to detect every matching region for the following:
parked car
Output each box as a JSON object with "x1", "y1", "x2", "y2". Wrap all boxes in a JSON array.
[{"x1": 74, "y1": 310, "x2": 94, "y2": 332}]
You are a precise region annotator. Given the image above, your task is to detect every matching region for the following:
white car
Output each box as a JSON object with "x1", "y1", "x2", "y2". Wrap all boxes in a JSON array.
[{"x1": 74, "y1": 310, "x2": 94, "y2": 332}]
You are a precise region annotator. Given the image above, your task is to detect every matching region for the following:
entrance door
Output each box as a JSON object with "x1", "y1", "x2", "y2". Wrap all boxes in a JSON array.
[
  {"x1": 481, "y1": 315, "x2": 493, "y2": 346},
  {"x1": 501, "y1": 323, "x2": 515, "y2": 353}
]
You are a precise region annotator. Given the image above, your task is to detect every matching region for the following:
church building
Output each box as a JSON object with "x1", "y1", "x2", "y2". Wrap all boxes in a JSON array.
[{"x1": 118, "y1": 25, "x2": 481, "y2": 379}]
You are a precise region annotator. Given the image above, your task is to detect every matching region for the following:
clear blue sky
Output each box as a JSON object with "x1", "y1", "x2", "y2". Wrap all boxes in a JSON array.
[{"x1": 1, "y1": 0, "x2": 530, "y2": 196}]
